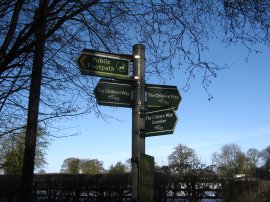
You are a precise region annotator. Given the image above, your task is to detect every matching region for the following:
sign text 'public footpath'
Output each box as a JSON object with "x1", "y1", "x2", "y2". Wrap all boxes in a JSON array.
[
  {"x1": 77, "y1": 49, "x2": 131, "y2": 79},
  {"x1": 94, "y1": 79, "x2": 133, "y2": 107},
  {"x1": 144, "y1": 108, "x2": 178, "y2": 137}
]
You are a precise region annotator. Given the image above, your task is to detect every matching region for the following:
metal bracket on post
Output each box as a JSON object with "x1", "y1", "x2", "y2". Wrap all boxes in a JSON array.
[
  {"x1": 131, "y1": 157, "x2": 139, "y2": 164},
  {"x1": 139, "y1": 109, "x2": 145, "y2": 118},
  {"x1": 139, "y1": 129, "x2": 145, "y2": 138}
]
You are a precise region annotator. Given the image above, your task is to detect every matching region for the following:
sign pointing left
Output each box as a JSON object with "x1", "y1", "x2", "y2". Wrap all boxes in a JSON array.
[
  {"x1": 94, "y1": 79, "x2": 133, "y2": 108},
  {"x1": 77, "y1": 49, "x2": 132, "y2": 79}
]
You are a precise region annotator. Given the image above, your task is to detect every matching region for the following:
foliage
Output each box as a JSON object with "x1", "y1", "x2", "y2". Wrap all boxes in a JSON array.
[
  {"x1": 0, "y1": 126, "x2": 49, "y2": 174},
  {"x1": 108, "y1": 161, "x2": 129, "y2": 174},
  {"x1": 60, "y1": 158, "x2": 104, "y2": 174},
  {"x1": 80, "y1": 159, "x2": 105, "y2": 174},
  {"x1": 60, "y1": 158, "x2": 81, "y2": 174}
]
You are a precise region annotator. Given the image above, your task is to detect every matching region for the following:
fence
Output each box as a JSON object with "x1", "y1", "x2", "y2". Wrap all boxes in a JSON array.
[
  {"x1": 222, "y1": 178, "x2": 270, "y2": 202},
  {"x1": 0, "y1": 173, "x2": 269, "y2": 202}
]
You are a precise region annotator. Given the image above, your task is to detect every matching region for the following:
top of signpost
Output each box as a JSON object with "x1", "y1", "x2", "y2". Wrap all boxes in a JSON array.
[{"x1": 81, "y1": 49, "x2": 133, "y2": 60}]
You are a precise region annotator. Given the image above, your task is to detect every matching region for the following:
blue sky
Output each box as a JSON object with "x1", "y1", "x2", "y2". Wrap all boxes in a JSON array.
[{"x1": 44, "y1": 41, "x2": 270, "y2": 173}]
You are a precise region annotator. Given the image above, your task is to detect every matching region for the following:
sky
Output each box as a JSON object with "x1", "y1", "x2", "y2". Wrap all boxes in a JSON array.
[{"x1": 44, "y1": 41, "x2": 270, "y2": 173}]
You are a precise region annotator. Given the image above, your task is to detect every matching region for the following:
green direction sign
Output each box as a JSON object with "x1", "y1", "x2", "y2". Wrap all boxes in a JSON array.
[
  {"x1": 77, "y1": 49, "x2": 131, "y2": 79},
  {"x1": 94, "y1": 79, "x2": 133, "y2": 107},
  {"x1": 146, "y1": 84, "x2": 181, "y2": 110},
  {"x1": 139, "y1": 154, "x2": 154, "y2": 202},
  {"x1": 144, "y1": 108, "x2": 178, "y2": 137}
]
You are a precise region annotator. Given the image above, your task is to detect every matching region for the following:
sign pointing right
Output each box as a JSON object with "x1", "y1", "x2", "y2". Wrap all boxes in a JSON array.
[
  {"x1": 146, "y1": 84, "x2": 181, "y2": 110},
  {"x1": 143, "y1": 108, "x2": 178, "y2": 137}
]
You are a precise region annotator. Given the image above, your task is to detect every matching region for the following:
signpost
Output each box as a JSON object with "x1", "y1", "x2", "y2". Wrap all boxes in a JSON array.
[
  {"x1": 77, "y1": 44, "x2": 182, "y2": 201},
  {"x1": 144, "y1": 108, "x2": 178, "y2": 137},
  {"x1": 139, "y1": 154, "x2": 154, "y2": 202},
  {"x1": 77, "y1": 49, "x2": 132, "y2": 79},
  {"x1": 94, "y1": 79, "x2": 133, "y2": 107},
  {"x1": 146, "y1": 84, "x2": 181, "y2": 110}
]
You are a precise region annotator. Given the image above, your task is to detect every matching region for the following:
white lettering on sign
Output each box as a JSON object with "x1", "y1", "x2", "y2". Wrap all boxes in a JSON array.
[
  {"x1": 146, "y1": 115, "x2": 151, "y2": 121},
  {"x1": 144, "y1": 108, "x2": 177, "y2": 136},
  {"x1": 154, "y1": 125, "x2": 164, "y2": 130},
  {"x1": 146, "y1": 113, "x2": 167, "y2": 126},
  {"x1": 93, "y1": 57, "x2": 111, "y2": 65},
  {"x1": 166, "y1": 113, "x2": 173, "y2": 118},
  {"x1": 152, "y1": 114, "x2": 165, "y2": 119},
  {"x1": 104, "y1": 89, "x2": 130, "y2": 96},
  {"x1": 89, "y1": 63, "x2": 115, "y2": 72},
  {"x1": 147, "y1": 92, "x2": 179, "y2": 100},
  {"x1": 108, "y1": 95, "x2": 120, "y2": 101},
  {"x1": 152, "y1": 119, "x2": 166, "y2": 125}
]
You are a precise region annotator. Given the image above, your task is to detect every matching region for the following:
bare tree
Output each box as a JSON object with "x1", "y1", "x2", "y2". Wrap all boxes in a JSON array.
[
  {"x1": 0, "y1": 0, "x2": 102, "y2": 136},
  {"x1": 0, "y1": 0, "x2": 269, "y2": 135},
  {"x1": 0, "y1": 1, "x2": 268, "y2": 201},
  {"x1": 212, "y1": 143, "x2": 249, "y2": 177},
  {"x1": 247, "y1": 148, "x2": 263, "y2": 165},
  {"x1": 245, "y1": 148, "x2": 263, "y2": 175},
  {"x1": 261, "y1": 145, "x2": 270, "y2": 171},
  {"x1": 168, "y1": 144, "x2": 200, "y2": 175}
]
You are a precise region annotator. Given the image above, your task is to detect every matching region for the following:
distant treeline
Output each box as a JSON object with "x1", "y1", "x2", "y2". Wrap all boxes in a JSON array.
[
  {"x1": 2, "y1": 129, "x2": 270, "y2": 180},
  {"x1": 50, "y1": 144, "x2": 270, "y2": 179}
]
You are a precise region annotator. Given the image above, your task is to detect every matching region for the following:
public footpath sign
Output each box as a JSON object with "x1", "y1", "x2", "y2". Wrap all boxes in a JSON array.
[
  {"x1": 144, "y1": 108, "x2": 178, "y2": 137},
  {"x1": 94, "y1": 79, "x2": 133, "y2": 107},
  {"x1": 146, "y1": 84, "x2": 181, "y2": 110},
  {"x1": 139, "y1": 154, "x2": 154, "y2": 202},
  {"x1": 77, "y1": 49, "x2": 131, "y2": 79}
]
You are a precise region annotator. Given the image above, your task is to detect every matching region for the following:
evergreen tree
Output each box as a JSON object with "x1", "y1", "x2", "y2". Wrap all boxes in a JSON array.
[
  {"x1": 0, "y1": 126, "x2": 48, "y2": 174},
  {"x1": 108, "y1": 161, "x2": 128, "y2": 174},
  {"x1": 60, "y1": 158, "x2": 104, "y2": 174}
]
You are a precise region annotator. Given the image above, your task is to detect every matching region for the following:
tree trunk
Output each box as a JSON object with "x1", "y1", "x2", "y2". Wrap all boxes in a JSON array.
[{"x1": 20, "y1": 0, "x2": 48, "y2": 201}]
